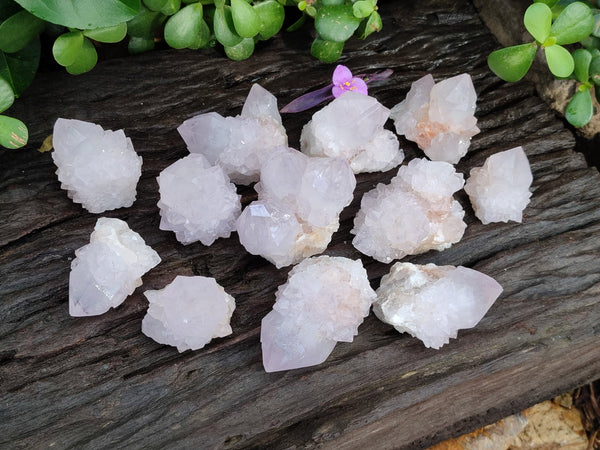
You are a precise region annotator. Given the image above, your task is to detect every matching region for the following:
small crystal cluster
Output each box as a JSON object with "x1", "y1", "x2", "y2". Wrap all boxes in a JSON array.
[
  {"x1": 261, "y1": 256, "x2": 376, "y2": 372},
  {"x1": 69, "y1": 217, "x2": 161, "y2": 317},
  {"x1": 374, "y1": 262, "x2": 503, "y2": 349},
  {"x1": 142, "y1": 275, "x2": 236, "y2": 352},
  {"x1": 300, "y1": 91, "x2": 404, "y2": 173},
  {"x1": 465, "y1": 147, "x2": 533, "y2": 224},
  {"x1": 157, "y1": 154, "x2": 241, "y2": 245},
  {"x1": 390, "y1": 74, "x2": 479, "y2": 164},
  {"x1": 177, "y1": 84, "x2": 288, "y2": 184},
  {"x1": 52, "y1": 118, "x2": 143, "y2": 213},
  {"x1": 352, "y1": 158, "x2": 466, "y2": 263},
  {"x1": 237, "y1": 147, "x2": 356, "y2": 268}
]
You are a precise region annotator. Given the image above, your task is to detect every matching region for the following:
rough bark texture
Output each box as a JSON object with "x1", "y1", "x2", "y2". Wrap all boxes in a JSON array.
[{"x1": 2, "y1": 1, "x2": 600, "y2": 448}]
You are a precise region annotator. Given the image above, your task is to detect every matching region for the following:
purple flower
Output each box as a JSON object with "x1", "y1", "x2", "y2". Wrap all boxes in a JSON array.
[{"x1": 332, "y1": 65, "x2": 368, "y2": 98}]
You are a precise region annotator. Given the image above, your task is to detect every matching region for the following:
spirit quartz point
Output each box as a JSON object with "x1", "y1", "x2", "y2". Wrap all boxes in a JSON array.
[
  {"x1": 52, "y1": 118, "x2": 142, "y2": 213},
  {"x1": 261, "y1": 256, "x2": 376, "y2": 372},
  {"x1": 374, "y1": 262, "x2": 503, "y2": 349},
  {"x1": 142, "y1": 275, "x2": 235, "y2": 352},
  {"x1": 69, "y1": 217, "x2": 161, "y2": 317}
]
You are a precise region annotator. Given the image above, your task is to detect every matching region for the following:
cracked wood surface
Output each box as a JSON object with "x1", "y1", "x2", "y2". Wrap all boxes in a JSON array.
[{"x1": 2, "y1": 0, "x2": 600, "y2": 448}]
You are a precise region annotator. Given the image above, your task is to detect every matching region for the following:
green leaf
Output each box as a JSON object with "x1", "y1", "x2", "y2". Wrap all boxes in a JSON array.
[
  {"x1": 83, "y1": 23, "x2": 128, "y2": 43},
  {"x1": 310, "y1": 36, "x2": 344, "y2": 62},
  {"x1": 581, "y1": 34, "x2": 600, "y2": 49},
  {"x1": 128, "y1": 35, "x2": 155, "y2": 53},
  {"x1": 0, "y1": 77, "x2": 14, "y2": 113},
  {"x1": 565, "y1": 88, "x2": 593, "y2": 126},
  {"x1": 230, "y1": 0, "x2": 260, "y2": 38},
  {"x1": 0, "y1": 2, "x2": 23, "y2": 21},
  {"x1": 550, "y1": 1, "x2": 594, "y2": 45},
  {"x1": 352, "y1": 0, "x2": 374, "y2": 19},
  {"x1": 593, "y1": 13, "x2": 600, "y2": 37},
  {"x1": 158, "y1": 0, "x2": 180, "y2": 15},
  {"x1": 544, "y1": 43, "x2": 574, "y2": 77},
  {"x1": 65, "y1": 37, "x2": 98, "y2": 75},
  {"x1": 143, "y1": 0, "x2": 168, "y2": 11},
  {"x1": 224, "y1": 37, "x2": 254, "y2": 60},
  {"x1": 52, "y1": 31, "x2": 84, "y2": 67},
  {"x1": 0, "y1": 10, "x2": 45, "y2": 53},
  {"x1": 164, "y1": 3, "x2": 204, "y2": 49},
  {"x1": 573, "y1": 48, "x2": 592, "y2": 82},
  {"x1": 286, "y1": 13, "x2": 305, "y2": 32},
  {"x1": 0, "y1": 115, "x2": 27, "y2": 148},
  {"x1": 524, "y1": 3, "x2": 552, "y2": 43},
  {"x1": 355, "y1": 10, "x2": 382, "y2": 39},
  {"x1": 127, "y1": 4, "x2": 165, "y2": 37},
  {"x1": 214, "y1": 6, "x2": 242, "y2": 47},
  {"x1": 15, "y1": 0, "x2": 141, "y2": 29},
  {"x1": 487, "y1": 43, "x2": 537, "y2": 82},
  {"x1": 0, "y1": 38, "x2": 40, "y2": 96},
  {"x1": 590, "y1": 51, "x2": 600, "y2": 84},
  {"x1": 187, "y1": 19, "x2": 210, "y2": 49},
  {"x1": 321, "y1": 0, "x2": 344, "y2": 5},
  {"x1": 534, "y1": 0, "x2": 559, "y2": 6},
  {"x1": 254, "y1": 0, "x2": 284, "y2": 40},
  {"x1": 315, "y1": 5, "x2": 361, "y2": 43}
]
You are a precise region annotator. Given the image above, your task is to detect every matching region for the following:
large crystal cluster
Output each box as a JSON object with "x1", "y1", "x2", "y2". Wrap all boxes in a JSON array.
[
  {"x1": 374, "y1": 262, "x2": 503, "y2": 349},
  {"x1": 69, "y1": 217, "x2": 161, "y2": 317},
  {"x1": 52, "y1": 118, "x2": 143, "y2": 213},
  {"x1": 352, "y1": 158, "x2": 466, "y2": 263},
  {"x1": 237, "y1": 147, "x2": 356, "y2": 268},
  {"x1": 261, "y1": 256, "x2": 376, "y2": 372},
  {"x1": 390, "y1": 74, "x2": 479, "y2": 164},
  {"x1": 142, "y1": 275, "x2": 236, "y2": 352},
  {"x1": 157, "y1": 154, "x2": 241, "y2": 245},
  {"x1": 464, "y1": 147, "x2": 533, "y2": 224},
  {"x1": 177, "y1": 84, "x2": 287, "y2": 184},
  {"x1": 300, "y1": 91, "x2": 404, "y2": 173}
]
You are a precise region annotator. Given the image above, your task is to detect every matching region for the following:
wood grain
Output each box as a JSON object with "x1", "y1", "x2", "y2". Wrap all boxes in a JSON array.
[{"x1": 2, "y1": 0, "x2": 600, "y2": 448}]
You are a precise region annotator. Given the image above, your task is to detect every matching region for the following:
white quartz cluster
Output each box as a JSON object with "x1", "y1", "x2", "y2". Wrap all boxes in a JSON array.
[
  {"x1": 300, "y1": 91, "x2": 404, "y2": 173},
  {"x1": 236, "y1": 147, "x2": 356, "y2": 268},
  {"x1": 261, "y1": 256, "x2": 376, "y2": 372},
  {"x1": 69, "y1": 217, "x2": 161, "y2": 317},
  {"x1": 465, "y1": 147, "x2": 533, "y2": 224},
  {"x1": 352, "y1": 158, "x2": 466, "y2": 263},
  {"x1": 157, "y1": 154, "x2": 241, "y2": 245},
  {"x1": 390, "y1": 74, "x2": 479, "y2": 164},
  {"x1": 142, "y1": 275, "x2": 236, "y2": 352},
  {"x1": 52, "y1": 118, "x2": 143, "y2": 213},
  {"x1": 178, "y1": 84, "x2": 287, "y2": 184},
  {"x1": 374, "y1": 262, "x2": 503, "y2": 349}
]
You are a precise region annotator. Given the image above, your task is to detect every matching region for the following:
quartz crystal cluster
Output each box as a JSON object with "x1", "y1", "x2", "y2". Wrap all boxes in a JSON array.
[
  {"x1": 142, "y1": 275, "x2": 236, "y2": 352},
  {"x1": 157, "y1": 153, "x2": 241, "y2": 245},
  {"x1": 261, "y1": 256, "x2": 376, "y2": 372},
  {"x1": 178, "y1": 84, "x2": 287, "y2": 184},
  {"x1": 52, "y1": 118, "x2": 143, "y2": 213},
  {"x1": 300, "y1": 91, "x2": 404, "y2": 173},
  {"x1": 237, "y1": 147, "x2": 356, "y2": 268},
  {"x1": 374, "y1": 262, "x2": 503, "y2": 349},
  {"x1": 390, "y1": 74, "x2": 479, "y2": 164},
  {"x1": 352, "y1": 158, "x2": 466, "y2": 263},
  {"x1": 69, "y1": 218, "x2": 161, "y2": 317},
  {"x1": 465, "y1": 147, "x2": 533, "y2": 224}
]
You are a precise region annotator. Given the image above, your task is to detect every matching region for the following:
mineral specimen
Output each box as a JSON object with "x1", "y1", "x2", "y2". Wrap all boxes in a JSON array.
[
  {"x1": 142, "y1": 275, "x2": 236, "y2": 352},
  {"x1": 69, "y1": 217, "x2": 161, "y2": 317},
  {"x1": 236, "y1": 147, "x2": 355, "y2": 268},
  {"x1": 177, "y1": 84, "x2": 287, "y2": 184},
  {"x1": 374, "y1": 262, "x2": 503, "y2": 349},
  {"x1": 261, "y1": 256, "x2": 376, "y2": 372},
  {"x1": 464, "y1": 146, "x2": 533, "y2": 224},
  {"x1": 157, "y1": 153, "x2": 241, "y2": 245},
  {"x1": 352, "y1": 158, "x2": 466, "y2": 263},
  {"x1": 300, "y1": 91, "x2": 404, "y2": 173},
  {"x1": 52, "y1": 118, "x2": 143, "y2": 213},
  {"x1": 390, "y1": 74, "x2": 479, "y2": 164}
]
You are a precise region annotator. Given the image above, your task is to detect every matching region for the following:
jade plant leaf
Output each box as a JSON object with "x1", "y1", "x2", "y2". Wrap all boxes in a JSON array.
[
  {"x1": 0, "y1": 114, "x2": 27, "y2": 148},
  {"x1": 315, "y1": 5, "x2": 361, "y2": 43},
  {"x1": 524, "y1": 2, "x2": 552, "y2": 43},
  {"x1": 164, "y1": 3, "x2": 203, "y2": 48},
  {"x1": 487, "y1": 43, "x2": 537, "y2": 82},
  {"x1": 311, "y1": 36, "x2": 344, "y2": 62},
  {"x1": 53, "y1": 31, "x2": 84, "y2": 67},
  {"x1": 83, "y1": 23, "x2": 128, "y2": 43},
  {"x1": 254, "y1": 0, "x2": 284, "y2": 40},
  {"x1": 565, "y1": 88, "x2": 593, "y2": 126},
  {"x1": 127, "y1": 4, "x2": 165, "y2": 37},
  {"x1": 0, "y1": 38, "x2": 40, "y2": 96},
  {"x1": 0, "y1": 77, "x2": 14, "y2": 113},
  {"x1": 593, "y1": 13, "x2": 600, "y2": 38},
  {"x1": 353, "y1": 0, "x2": 375, "y2": 19},
  {"x1": 15, "y1": 0, "x2": 140, "y2": 29},
  {"x1": 589, "y1": 52, "x2": 600, "y2": 84},
  {"x1": 224, "y1": 37, "x2": 254, "y2": 60},
  {"x1": 544, "y1": 43, "x2": 574, "y2": 77},
  {"x1": 0, "y1": 10, "x2": 45, "y2": 53},
  {"x1": 230, "y1": 0, "x2": 260, "y2": 38},
  {"x1": 214, "y1": 6, "x2": 242, "y2": 47},
  {"x1": 65, "y1": 37, "x2": 98, "y2": 75},
  {"x1": 128, "y1": 35, "x2": 154, "y2": 53},
  {"x1": 573, "y1": 48, "x2": 592, "y2": 82},
  {"x1": 550, "y1": 1, "x2": 594, "y2": 45}
]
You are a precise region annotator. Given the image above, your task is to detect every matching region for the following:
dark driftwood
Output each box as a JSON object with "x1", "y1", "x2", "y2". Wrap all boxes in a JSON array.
[{"x1": 2, "y1": 1, "x2": 600, "y2": 448}]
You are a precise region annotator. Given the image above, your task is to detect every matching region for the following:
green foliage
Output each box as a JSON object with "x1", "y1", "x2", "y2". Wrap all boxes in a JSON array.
[
  {"x1": 315, "y1": 5, "x2": 361, "y2": 42},
  {"x1": 524, "y1": 2, "x2": 552, "y2": 43},
  {"x1": 488, "y1": 43, "x2": 537, "y2": 82},
  {"x1": 0, "y1": 10, "x2": 45, "y2": 53},
  {"x1": 0, "y1": 115, "x2": 27, "y2": 148},
  {"x1": 565, "y1": 87, "x2": 594, "y2": 126},
  {"x1": 310, "y1": 36, "x2": 344, "y2": 62}
]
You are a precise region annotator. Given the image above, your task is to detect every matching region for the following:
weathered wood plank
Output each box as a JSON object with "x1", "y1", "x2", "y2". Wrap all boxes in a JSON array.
[{"x1": 2, "y1": 0, "x2": 600, "y2": 448}]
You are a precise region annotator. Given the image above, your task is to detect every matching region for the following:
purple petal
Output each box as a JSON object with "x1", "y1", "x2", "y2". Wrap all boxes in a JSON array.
[
  {"x1": 351, "y1": 77, "x2": 368, "y2": 95},
  {"x1": 332, "y1": 85, "x2": 344, "y2": 98},
  {"x1": 280, "y1": 84, "x2": 334, "y2": 113},
  {"x1": 332, "y1": 65, "x2": 352, "y2": 85}
]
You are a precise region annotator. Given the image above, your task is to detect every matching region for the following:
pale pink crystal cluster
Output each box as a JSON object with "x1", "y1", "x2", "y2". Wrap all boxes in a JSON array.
[
  {"x1": 52, "y1": 118, "x2": 142, "y2": 213},
  {"x1": 374, "y1": 263, "x2": 503, "y2": 349},
  {"x1": 142, "y1": 276, "x2": 236, "y2": 352},
  {"x1": 390, "y1": 74, "x2": 479, "y2": 164},
  {"x1": 352, "y1": 158, "x2": 466, "y2": 263},
  {"x1": 261, "y1": 256, "x2": 376, "y2": 372},
  {"x1": 236, "y1": 147, "x2": 356, "y2": 268}
]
